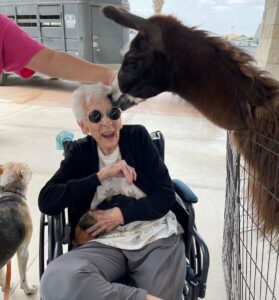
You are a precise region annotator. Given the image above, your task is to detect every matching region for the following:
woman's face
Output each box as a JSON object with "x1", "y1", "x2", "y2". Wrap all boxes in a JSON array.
[{"x1": 80, "y1": 98, "x2": 123, "y2": 155}]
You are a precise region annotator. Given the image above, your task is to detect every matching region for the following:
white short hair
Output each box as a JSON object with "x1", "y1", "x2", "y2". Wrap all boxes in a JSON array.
[{"x1": 71, "y1": 83, "x2": 111, "y2": 121}]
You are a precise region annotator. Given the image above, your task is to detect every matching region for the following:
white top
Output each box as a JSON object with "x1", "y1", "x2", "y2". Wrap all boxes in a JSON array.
[{"x1": 90, "y1": 145, "x2": 184, "y2": 250}]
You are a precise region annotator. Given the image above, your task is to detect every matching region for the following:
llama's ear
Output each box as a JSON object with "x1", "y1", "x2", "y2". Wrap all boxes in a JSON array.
[
  {"x1": 103, "y1": 5, "x2": 163, "y2": 50},
  {"x1": 0, "y1": 165, "x2": 3, "y2": 176}
]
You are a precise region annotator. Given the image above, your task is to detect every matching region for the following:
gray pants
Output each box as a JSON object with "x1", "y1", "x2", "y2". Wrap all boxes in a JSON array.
[{"x1": 40, "y1": 234, "x2": 186, "y2": 300}]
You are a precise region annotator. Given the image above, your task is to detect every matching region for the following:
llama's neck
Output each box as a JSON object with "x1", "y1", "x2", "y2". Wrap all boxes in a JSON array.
[{"x1": 166, "y1": 28, "x2": 279, "y2": 130}]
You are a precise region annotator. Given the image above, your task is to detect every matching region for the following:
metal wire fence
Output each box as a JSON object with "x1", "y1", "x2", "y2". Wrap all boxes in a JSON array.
[{"x1": 223, "y1": 131, "x2": 279, "y2": 300}]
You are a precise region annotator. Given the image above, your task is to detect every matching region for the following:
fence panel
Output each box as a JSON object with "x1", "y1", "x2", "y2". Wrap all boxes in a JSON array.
[{"x1": 223, "y1": 131, "x2": 279, "y2": 300}]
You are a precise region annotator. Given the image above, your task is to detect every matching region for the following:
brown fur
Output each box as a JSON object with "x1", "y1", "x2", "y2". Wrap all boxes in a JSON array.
[
  {"x1": 73, "y1": 210, "x2": 97, "y2": 246},
  {"x1": 0, "y1": 162, "x2": 36, "y2": 294},
  {"x1": 74, "y1": 226, "x2": 93, "y2": 246},
  {"x1": 165, "y1": 23, "x2": 279, "y2": 241},
  {"x1": 104, "y1": 6, "x2": 279, "y2": 243},
  {"x1": 21, "y1": 205, "x2": 33, "y2": 245}
]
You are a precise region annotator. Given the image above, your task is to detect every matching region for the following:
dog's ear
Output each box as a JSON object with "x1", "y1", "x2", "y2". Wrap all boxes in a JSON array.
[
  {"x1": 16, "y1": 165, "x2": 31, "y2": 180},
  {"x1": 0, "y1": 165, "x2": 3, "y2": 176},
  {"x1": 18, "y1": 168, "x2": 32, "y2": 179},
  {"x1": 16, "y1": 166, "x2": 24, "y2": 178},
  {"x1": 20, "y1": 167, "x2": 32, "y2": 182}
]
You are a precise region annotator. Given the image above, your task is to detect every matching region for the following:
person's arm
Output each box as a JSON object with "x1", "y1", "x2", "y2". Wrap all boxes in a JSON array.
[
  {"x1": 26, "y1": 48, "x2": 116, "y2": 84},
  {"x1": 2, "y1": 14, "x2": 44, "y2": 77},
  {"x1": 1, "y1": 14, "x2": 116, "y2": 84},
  {"x1": 38, "y1": 141, "x2": 101, "y2": 215}
]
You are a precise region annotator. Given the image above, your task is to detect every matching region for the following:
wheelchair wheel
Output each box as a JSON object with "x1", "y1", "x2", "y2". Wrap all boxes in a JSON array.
[
  {"x1": 47, "y1": 215, "x2": 55, "y2": 262},
  {"x1": 190, "y1": 228, "x2": 202, "y2": 275},
  {"x1": 39, "y1": 214, "x2": 56, "y2": 278},
  {"x1": 183, "y1": 279, "x2": 194, "y2": 300},
  {"x1": 39, "y1": 214, "x2": 46, "y2": 278},
  {"x1": 183, "y1": 235, "x2": 200, "y2": 300}
]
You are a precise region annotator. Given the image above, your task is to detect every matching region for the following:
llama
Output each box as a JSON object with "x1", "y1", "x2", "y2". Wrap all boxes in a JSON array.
[{"x1": 103, "y1": 5, "x2": 279, "y2": 242}]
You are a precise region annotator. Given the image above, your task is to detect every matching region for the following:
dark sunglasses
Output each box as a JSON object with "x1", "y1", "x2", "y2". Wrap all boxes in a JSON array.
[{"x1": 88, "y1": 107, "x2": 121, "y2": 123}]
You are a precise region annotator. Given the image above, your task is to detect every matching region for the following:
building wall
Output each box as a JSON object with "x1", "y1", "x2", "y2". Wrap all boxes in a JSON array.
[{"x1": 255, "y1": 0, "x2": 279, "y2": 79}]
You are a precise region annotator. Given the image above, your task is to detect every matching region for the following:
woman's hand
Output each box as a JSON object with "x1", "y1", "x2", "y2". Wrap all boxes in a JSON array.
[
  {"x1": 97, "y1": 160, "x2": 137, "y2": 184},
  {"x1": 85, "y1": 207, "x2": 124, "y2": 237}
]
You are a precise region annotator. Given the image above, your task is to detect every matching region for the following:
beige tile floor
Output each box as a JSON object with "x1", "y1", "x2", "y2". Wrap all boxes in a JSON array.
[{"x1": 0, "y1": 76, "x2": 227, "y2": 300}]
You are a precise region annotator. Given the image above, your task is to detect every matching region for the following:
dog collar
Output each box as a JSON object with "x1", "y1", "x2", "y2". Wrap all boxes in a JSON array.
[{"x1": 1, "y1": 187, "x2": 26, "y2": 200}]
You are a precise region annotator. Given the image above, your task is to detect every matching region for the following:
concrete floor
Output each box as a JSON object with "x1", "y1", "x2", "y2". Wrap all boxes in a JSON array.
[{"x1": 0, "y1": 75, "x2": 227, "y2": 299}]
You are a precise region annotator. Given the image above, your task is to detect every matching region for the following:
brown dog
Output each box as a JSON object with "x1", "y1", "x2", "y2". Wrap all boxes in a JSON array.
[
  {"x1": 0, "y1": 162, "x2": 36, "y2": 295},
  {"x1": 74, "y1": 194, "x2": 134, "y2": 246},
  {"x1": 74, "y1": 210, "x2": 98, "y2": 246}
]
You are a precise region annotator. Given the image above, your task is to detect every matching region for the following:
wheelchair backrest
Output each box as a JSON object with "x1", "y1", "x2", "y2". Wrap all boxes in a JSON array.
[{"x1": 150, "y1": 130, "x2": 165, "y2": 161}]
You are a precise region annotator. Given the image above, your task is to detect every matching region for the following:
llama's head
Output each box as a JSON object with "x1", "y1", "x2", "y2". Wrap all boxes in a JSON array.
[{"x1": 103, "y1": 5, "x2": 172, "y2": 110}]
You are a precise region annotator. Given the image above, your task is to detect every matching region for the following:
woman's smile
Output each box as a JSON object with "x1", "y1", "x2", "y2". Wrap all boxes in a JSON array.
[{"x1": 101, "y1": 131, "x2": 115, "y2": 139}]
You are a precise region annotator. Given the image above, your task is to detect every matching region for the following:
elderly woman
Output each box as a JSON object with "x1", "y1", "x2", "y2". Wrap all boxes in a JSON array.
[{"x1": 39, "y1": 83, "x2": 185, "y2": 300}]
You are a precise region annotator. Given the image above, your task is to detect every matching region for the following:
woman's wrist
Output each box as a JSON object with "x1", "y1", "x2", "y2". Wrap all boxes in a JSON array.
[
  {"x1": 97, "y1": 168, "x2": 107, "y2": 182},
  {"x1": 114, "y1": 207, "x2": 124, "y2": 225}
]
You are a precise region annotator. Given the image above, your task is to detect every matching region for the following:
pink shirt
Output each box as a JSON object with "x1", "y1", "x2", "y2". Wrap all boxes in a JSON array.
[{"x1": 0, "y1": 14, "x2": 44, "y2": 78}]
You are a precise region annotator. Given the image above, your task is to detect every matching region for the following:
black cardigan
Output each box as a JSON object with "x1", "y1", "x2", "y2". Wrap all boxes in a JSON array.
[{"x1": 38, "y1": 125, "x2": 177, "y2": 231}]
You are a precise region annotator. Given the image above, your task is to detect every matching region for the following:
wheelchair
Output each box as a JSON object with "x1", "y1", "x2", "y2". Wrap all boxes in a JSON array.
[{"x1": 39, "y1": 130, "x2": 210, "y2": 300}]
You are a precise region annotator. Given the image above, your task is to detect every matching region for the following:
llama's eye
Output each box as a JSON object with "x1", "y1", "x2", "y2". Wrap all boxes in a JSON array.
[
  {"x1": 130, "y1": 62, "x2": 139, "y2": 71},
  {"x1": 123, "y1": 59, "x2": 139, "y2": 73}
]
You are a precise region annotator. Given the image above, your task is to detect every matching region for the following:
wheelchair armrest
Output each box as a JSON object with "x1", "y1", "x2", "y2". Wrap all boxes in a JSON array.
[{"x1": 172, "y1": 179, "x2": 198, "y2": 203}]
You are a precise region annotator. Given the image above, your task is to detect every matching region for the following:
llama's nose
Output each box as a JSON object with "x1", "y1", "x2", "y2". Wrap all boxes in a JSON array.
[
  {"x1": 107, "y1": 94, "x2": 136, "y2": 111},
  {"x1": 119, "y1": 96, "x2": 138, "y2": 111}
]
